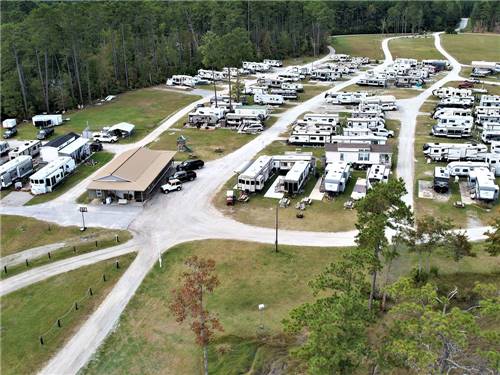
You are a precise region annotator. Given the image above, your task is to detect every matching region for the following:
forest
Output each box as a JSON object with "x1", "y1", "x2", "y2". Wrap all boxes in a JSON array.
[{"x1": 0, "y1": 1, "x2": 494, "y2": 119}]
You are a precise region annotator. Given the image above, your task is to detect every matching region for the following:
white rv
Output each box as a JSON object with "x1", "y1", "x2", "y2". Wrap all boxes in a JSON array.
[
  {"x1": 437, "y1": 97, "x2": 474, "y2": 108},
  {"x1": 479, "y1": 95, "x2": 500, "y2": 108},
  {"x1": 166, "y1": 75, "x2": 199, "y2": 87},
  {"x1": 237, "y1": 155, "x2": 273, "y2": 192},
  {"x1": 2, "y1": 119, "x2": 17, "y2": 129},
  {"x1": 277, "y1": 71, "x2": 302, "y2": 82},
  {"x1": 282, "y1": 82, "x2": 303, "y2": 92},
  {"x1": 0, "y1": 156, "x2": 33, "y2": 189},
  {"x1": 366, "y1": 164, "x2": 390, "y2": 190},
  {"x1": 474, "y1": 106, "x2": 500, "y2": 116},
  {"x1": 29, "y1": 156, "x2": 76, "y2": 195},
  {"x1": 432, "y1": 107, "x2": 471, "y2": 119},
  {"x1": 491, "y1": 141, "x2": 500, "y2": 154},
  {"x1": 357, "y1": 77, "x2": 386, "y2": 87},
  {"x1": 188, "y1": 107, "x2": 225, "y2": 126},
  {"x1": 8, "y1": 140, "x2": 41, "y2": 160},
  {"x1": 347, "y1": 117, "x2": 386, "y2": 130},
  {"x1": 423, "y1": 143, "x2": 488, "y2": 162},
  {"x1": 325, "y1": 91, "x2": 368, "y2": 105},
  {"x1": 32, "y1": 114, "x2": 63, "y2": 127},
  {"x1": 325, "y1": 143, "x2": 393, "y2": 168},
  {"x1": 447, "y1": 161, "x2": 489, "y2": 177},
  {"x1": 481, "y1": 128, "x2": 500, "y2": 144},
  {"x1": 288, "y1": 124, "x2": 337, "y2": 146},
  {"x1": 329, "y1": 135, "x2": 387, "y2": 145},
  {"x1": 476, "y1": 113, "x2": 500, "y2": 127},
  {"x1": 343, "y1": 127, "x2": 393, "y2": 138},
  {"x1": 431, "y1": 116, "x2": 473, "y2": 138},
  {"x1": 351, "y1": 109, "x2": 384, "y2": 120},
  {"x1": 468, "y1": 168, "x2": 499, "y2": 201},
  {"x1": 324, "y1": 161, "x2": 350, "y2": 194},
  {"x1": 361, "y1": 95, "x2": 397, "y2": 111},
  {"x1": 283, "y1": 161, "x2": 311, "y2": 194},
  {"x1": 432, "y1": 87, "x2": 472, "y2": 99},
  {"x1": 197, "y1": 69, "x2": 224, "y2": 81},
  {"x1": 263, "y1": 59, "x2": 283, "y2": 67},
  {"x1": 254, "y1": 93, "x2": 284, "y2": 105},
  {"x1": 433, "y1": 167, "x2": 450, "y2": 193},
  {"x1": 311, "y1": 69, "x2": 339, "y2": 81}
]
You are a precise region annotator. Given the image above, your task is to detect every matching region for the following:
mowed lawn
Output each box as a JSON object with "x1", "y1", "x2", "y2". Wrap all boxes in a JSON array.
[
  {"x1": 0, "y1": 214, "x2": 125, "y2": 257},
  {"x1": 330, "y1": 34, "x2": 387, "y2": 60},
  {"x1": 0, "y1": 253, "x2": 136, "y2": 375},
  {"x1": 441, "y1": 33, "x2": 500, "y2": 65},
  {"x1": 6, "y1": 89, "x2": 201, "y2": 143},
  {"x1": 82, "y1": 240, "x2": 500, "y2": 375},
  {"x1": 343, "y1": 83, "x2": 423, "y2": 99},
  {"x1": 25, "y1": 152, "x2": 113, "y2": 206},
  {"x1": 389, "y1": 36, "x2": 444, "y2": 60}
]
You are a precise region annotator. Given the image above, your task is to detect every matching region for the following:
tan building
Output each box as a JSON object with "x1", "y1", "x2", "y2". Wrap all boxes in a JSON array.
[{"x1": 87, "y1": 147, "x2": 176, "y2": 203}]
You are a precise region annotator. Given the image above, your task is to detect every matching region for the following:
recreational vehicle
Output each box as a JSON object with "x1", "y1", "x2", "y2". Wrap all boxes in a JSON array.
[
  {"x1": 432, "y1": 87, "x2": 472, "y2": 99},
  {"x1": 237, "y1": 155, "x2": 273, "y2": 193},
  {"x1": 263, "y1": 59, "x2": 283, "y2": 67},
  {"x1": 29, "y1": 156, "x2": 76, "y2": 195},
  {"x1": 282, "y1": 82, "x2": 303, "y2": 92},
  {"x1": 277, "y1": 71, "x2": 302, "y2": 82},
  {"x1": 32, "y1": 114, "x2": 63, "y2": 128},
  {"x1": 0, "y1": 141, "x2": 10, "y2": 156},
  {"x1": 350, "y1": 110, "x2": 384, "y2": 120},
  {"x1": 254, "y1": 93, "x2": 284, "y2": 105},
  {"x1": 347, "y1": 117, "x2": 386, "y2": 130},
  {"x1": 447, "y1": 161, "x2": 489, "y2": 177},
  {"x1": 325, "y1": 143, "x2": 393, "y2": 168},
  {"x1": 351, "y1": 178, "x2": 367, "y2": 200},
  {"x1": 303, "y1": 113, "x2": 339, "y2": 124},
  {"x1": 366, "y1": 164, "x2": 390, "y2": 190},
  {"x1": 188, "y1": 107, "x2": 225, "y2": 126},
  {"x1": 484, "y1": 153, "x2": 500, "y2": 176},
  {"x1": 481, "y1": 128, "x2": 500, "y2": 144},
  {"x1": 325, "y1": 92, "x2": 368, "y2": 105},
  {"x1": 269, "y1": 89, "x2": 298, "y2": 100},
  {"x1": 166, "y1": 75, "x2": 198, "y2": 87},
  {"x1": 283, "y1": 161, "x2": 311, "y2": 195},
  {"x1": 197, "y1": 69, "x2": 224, "y2": 81},
  {"x1": 288, "y1": 124, "x2": 337, "y2": 146},
  {"x1": 476, "y1": 113, "x2": 500, "y2": 127},
  {"x1": 8, "y1": 140, "x2": 41, "y2": 160},
  {"x1": 475, "y1": 106, "x2": 500, "y2": 116},
  {"x1": 431, "y1": 116, "x2": 473, "y2": 138},
  {"x1": 343, "y1": 127, "x2": 393, "y2": 138},
  {"x1": 432, "y1": 107, "x2": 471, "y2": 119},
  {"x1": 2, "y1": 119, "x2": 16, "y2": 129},
  {"x1": 468, "y1": 168, "x2": 499, "y2": 201},
  {"x1": 437, "y1": 97, "x2": 474, "y2": 109},
  {"x1": 479, "y1": 95, "x2": 500, "y2": 108},
  {"x1": 361, "y1": 95, "x2": 397, "y2": 111},
  {"x1": 310, "y1": 69, "x2": 339, "y2": 81},
  {"x1": 271, "y1": 152, "x2": 315, "y2": 172},
  {"x1": 433, "y1": 167, "x2": 450, "y2": 193},
  {"x1": 329, "y1": 135, "x2": 387, "y2": 145},
  {"x1": 323, "y1": 162, "x2": 351, "y2": 194},
  {"x1": 423, "y1": 142, "x2": 488, "y2": 162},
  {"x1": 0, "y1": 156, "x2": 33, "y2": 189},
  {"x1": 357, "y1": 77, "x2": 386, "y2": 87},
  {"x1": 491, "y1": 141, "x2": 500, "y2": 154}
]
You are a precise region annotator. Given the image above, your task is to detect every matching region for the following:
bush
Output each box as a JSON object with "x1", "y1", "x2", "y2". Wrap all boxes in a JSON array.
[
  {"x1": 445, "y1": 27, "x2": 457, "y2": 34},
  {"x1": 411, "y1": 267, "x2": 429, "y2": 284},
  {"x1": 429, "y1": 266, "x2": 440, "y2": 277}
]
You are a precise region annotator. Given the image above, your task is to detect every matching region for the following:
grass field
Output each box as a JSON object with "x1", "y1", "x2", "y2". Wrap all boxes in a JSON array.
[
  {"x1": 82, "y1": 239, "x2": 500, "y2": 375},
  {"x1": 389, "y1": 36, "x2": 444, "y2": 60},
  {"x1": 330, "y1": 34, "x2": 387, "y2": 60},
  {"x1": 343, "y1": 83, "x2": 423, "y2": 99},
  {"x1": 443, "y1": 81, "x2": 500, "y2": 96},
  {"x1": 441, "y1": 33, "x2": 500, "y2": 65},
  {"x1": 25, "y1": 152, "x2": 113, "y2": 206},
  {"x1": 0, "y1": 215, "x2": 130, "y2": 257},
  {"x1": 413, "y1": 114, "x2": 500, "y2": 227},
  {"x1": 299, "y1": 83, "x2": 332, "y2": 101},
  {"x1": 3, "y1": 89, "x2": 200, "y2": 143},
  {"x1": 283, "y1": 52, "x2": 328, "y2": 67},
  {"x1": 0, "y1": 253, "x2": 136, "y2": 375}
]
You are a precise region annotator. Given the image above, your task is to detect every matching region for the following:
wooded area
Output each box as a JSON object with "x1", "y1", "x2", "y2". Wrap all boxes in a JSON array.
[{"x1": 0, "y1": 1, "x2": 489, "y2": 119}]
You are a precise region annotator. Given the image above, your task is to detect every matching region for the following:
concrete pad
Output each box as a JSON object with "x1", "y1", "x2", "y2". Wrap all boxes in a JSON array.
[
  {"x1": 459, "y1": 181, "x2": 474, "y2": 205},
  {"x1": 264, "y1": 176, "x2": 284, "y2": 199},
  {"x1": 418, "y1": 180, "x2": 450, "y2": 201},
  {"x1": 1, "y1": 191, "x2": 33, "y2": 206},
  {"x1": 309, "y1": 178, "x2": 324, "y2": 201}
]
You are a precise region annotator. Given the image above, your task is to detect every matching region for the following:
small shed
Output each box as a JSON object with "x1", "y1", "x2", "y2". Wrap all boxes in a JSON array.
[{"x1": 108, "y1": 122, "x2": 135, "y2": 137}]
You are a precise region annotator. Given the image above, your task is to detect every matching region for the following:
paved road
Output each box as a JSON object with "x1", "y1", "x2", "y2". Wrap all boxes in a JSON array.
[{"x1": 0, "y1": 242, "x2": 65, "y2": 268}]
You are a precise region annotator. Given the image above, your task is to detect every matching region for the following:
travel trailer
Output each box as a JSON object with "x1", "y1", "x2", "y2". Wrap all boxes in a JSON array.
[
  {"x1": 357, "y1": 77, "x2": 386, "y2": 87},
  {"x1": 263, "y1": 59, "x2": 283, "y2": 67},
  {"x1": 254, "y1": 93, "x2": 284, "y2": 105},
  {"x1": 188, "y1": 107, "x2": 225, "y2": 126},
  {"x1": 283, "y1": 161, "x2": 312, "y2": 195},
  {"x1": 282, "y1": 82, "x2": 303, "y2": 92},
  {"x1": 479, "y1": 95, "x2": 500, "y2": 108},
  {"x1": 29, "y1": 156, "x2": 76, "y2": 195},
  {"x1": 423, "y1": 142, "x2": 488, "y2": 162},
  {"x1": 437, "y1": 97, "x2": 474, "y2": 108},
  {"x1": 347, "y1": 117, "x2": 386, "y2": 130},
  {"x1": 8, "y1": 140, "x2": 41, "y2": 160},
  {"x1": 197, "y1": 69, "x2": 224, "y2": 81},
  {"x1": 0, "y1": 141, "x2": 11, "y2": 156},
  {"x1": 432, "y1": 107, "x2": 471, "y2": 120},
  {"x1": 310, "y1": 69, "x2": 339, "y2": 81},
  {"x1": 277, "y1": 71, "x2": 303, "y2": 82},
  {"x1": 288, "y1": 124, "x2": 337, "y2": 146},
  {"x1": 237, "y1": 155, "x2": 273, "y2": 193},
  {"x1": 432, "y1": 87, "x2": 472, "y2": 99},
  {"x1": 303, "y1": 113, "x2": 339, "y2": 124},
  {"x1": 350, "y1": 109, "x2": 385, "y2": 120},
  {"x1": 476, "y1": 113, "x2": 500, "y2": 127},
  {"x1": 325, "y1": 143, "x2": 393, "y2": 168},
  {"x1": 433, "y1": 167, "x2": 450, "y2": 193},
  {"x1": 2, "y1": 119, "x2": 17, "y2": 129},
  {"x1": 166, "y1": 75, "x2": 199, "y2": 87},
  {"x1": 323, "y1": 161, "x2": 351, "y2": 194},
  {"x1": 468, "y1": 168, "x2": 499, "y2": 201},
  {"x1": 329, "y1": 135, "x2": 387, "y2": 145},
  {"x1": 269, "y1": 89, "x2": 298, "y2": 100},
  {"x1": 343, "y1": 127, "x2": 393, "y2": 138},
  {"x1": 325, "y1": 91, "x2": 368, "y2": 105},
  {"x1": 0, "y1": 156, "x2": 33, "y2": 189},
  {"x1": 475, "y1": 106, "x2": 500, "y2": 116},
  {"x1": 447, "y1": 161, "x2": 489, "y2": 177},
  {"x1": 484, "y1": 153, "x2": 500, "y2": 176},
  {"x1": 481, "y1": 128, "x2": 500, "y2": 144},
  {"x1": 361, "y1": 95, "x2": 397, "y2": 111},
  {"x1": 32, "y1": 114, "x2": 63, "y2": 127},
  {"x1": 366, "y1": 164, "x2": 390, "y2": 190},
  {"x1": 271, "y1": 152, "x2": 315, "y2": 172},
  {"x1": 431, "y1": 116, "x2": 473, "y2": 138}
]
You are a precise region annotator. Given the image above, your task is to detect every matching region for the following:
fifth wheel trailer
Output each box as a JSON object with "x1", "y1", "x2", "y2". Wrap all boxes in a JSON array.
[
  {"x1": 0, "y1": 156, "x2": 33, "y2": 189},
  {"x1": 29, "y1": 156, "x2": 76, "y2": 195}
]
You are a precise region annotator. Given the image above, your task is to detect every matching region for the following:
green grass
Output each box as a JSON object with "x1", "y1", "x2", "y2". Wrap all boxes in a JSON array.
[
  {"x1": 0, "y1": 253, "x2": 136, "y2": 375},
  {"x1": 343, "y1": 83, "x2": 423, "y2": 99},
  {"x1": 441, "y1": 33, "x2": 500, "y2": 65},
  {"x1": 330, "y1": 34, "x2": 387, "y2": 60},
  {"x1": 282, "y1": 52, "x2": 328, "y2": 67},
  {"x1": 389, "y1": 36, "x2": 445, "y2": 60},
  {"x1": 25, "y1": 152, "x2": 114, "y2": 206},
  {"x1": 0, "y1": 214, "x2": 129, "y2": 257},
  {"x1": 1, "y1": 231, "x2": 132, "y2": 279},
  {"x1": 3, "y1": 89, "x2": 200, "y2": 143},
  {"x1": 81, "y1": 240, "x2": 500, "y2": 375},
  {"x1": 299, "y1": 84, "x2": 332, "y2": 101}
]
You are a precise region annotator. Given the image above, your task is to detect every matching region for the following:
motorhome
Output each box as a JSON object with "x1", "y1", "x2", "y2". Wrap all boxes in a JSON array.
[
  {"x1": 0, "y1": 141, "x2": 10, "y2": 156},
  {"x1": 254, "y1": 93, "x2": 284, "y2": 105},
  {"x1": 447, "y1": 161, "x2": 489, "y2": 177},
  {"x1": 263, "y1": 59, "x2": 283, "y2": 67},
  {"x1": 325, "y1": 91, "x2": 368, "y2": 105},
  {"x1": 329, "y1": 134, "x2": 387, "y2": 145},
  {"x1": 237, "y1": 155, "x2": 273, "y2": 193},
  {"x1": 357, "y1": 77, "x2": 386, "y2": 87},
  {"x1": 29, "y1": 156, "x2": 76, "y2": 195},
  {"x1": 468, "y1": 168, "x2": 499, "y2": 201},
  {"x1": 423, "y1": 142, "x2": 488, "y2": 162},
  {"x1": 283, "y1": 161, "x2": 311, "y2": 194},
  {"x1": 188, "y1": 107, "x2": 225, "y2": 126},
  {"x1": 481, "y1": 128, "x2": 500, "y2": 144},
  {"x1": 325, "y1": 143, "x2": 393, "y2": 168},
  {"x1": 361, "y1": 95, "x2": 397, "y2": 111},
  {"x1": 2, "y1": 119, "x2": 16, "y2": 129},
  {"x1": 432, "y1": 107, "x2": 472, "y2": 119},
  {"x1": 475, "y1": 106, "x2": 500, "y2": 116},
  {"x1": 476, "y1": 113, "x2": 500, "y2": 127},
  {"x1": 282, "y1": 82, "x2": 304, "y2": 92},
  {"x1": 366, "y1": 164, "x2": 390, "y2": 190},
  {"x1": 484, "y1": 153, "x2": 500, "y2": 176},
  {"x1": 431, "y1": 116, "x2": 473, "y2": 138},
  {"x1": 323, "y1": 161, "x2": 351, "y2": 194},
  {"x1": 8, "y1": 140, "x2": 41, "y2": 160},
  {"x1": 437, "y1": 97, "x2": 474, "y2": 108},
  {"x1": 432, "y1": 87, "x2": 472, "y2": 99},
  {"x1": 0, "y1": 156, "x2": 33, "y2": 189},
  {"x1": 479, "y1": 95, "x2": 500, "y2": 108},
  {"x1": 433, "y1": 167, "x2": 450, "y2": 193}
]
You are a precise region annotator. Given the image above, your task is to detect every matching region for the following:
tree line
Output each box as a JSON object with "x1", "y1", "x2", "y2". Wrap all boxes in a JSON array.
[{"x1": 1, "y1": 1, "x2": 472, "y2": 119}]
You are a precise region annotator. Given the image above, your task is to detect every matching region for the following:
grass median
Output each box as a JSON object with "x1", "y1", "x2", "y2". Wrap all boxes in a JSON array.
[
  {"x1": 441, "y1": 33, "x2": 500, "y2": 65},
  {"x1": 388, "y1": 35, "x2": 444, "y2": 60},
  {"x1": 330, "y1": 34, "x2": 387, "y2": 60}
]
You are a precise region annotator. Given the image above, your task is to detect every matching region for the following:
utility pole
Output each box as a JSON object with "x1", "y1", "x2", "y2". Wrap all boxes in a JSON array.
[
  {"x1": 79, "y1": 206, "x2": 87, "y2": 231},
  {"x1": 275, "y1": 202, "x2": 279, "y2": 253}
]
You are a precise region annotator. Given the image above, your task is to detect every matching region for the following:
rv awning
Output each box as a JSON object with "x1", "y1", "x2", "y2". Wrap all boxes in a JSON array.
[
  {"x1": 59, "y1": 137, "x2": 89, "y2": 156},
  {"x1": 109, "y1": 122, "x2": 135, "y2": 134}
]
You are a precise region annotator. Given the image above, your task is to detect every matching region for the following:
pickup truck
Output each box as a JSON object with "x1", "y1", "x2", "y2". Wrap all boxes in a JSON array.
[
  {"x1": 37, "y1": 127, "x2": 54, "y2": 140},
  {"x1": 93, "y1": 132, "x2": 118, "y2": 143}
]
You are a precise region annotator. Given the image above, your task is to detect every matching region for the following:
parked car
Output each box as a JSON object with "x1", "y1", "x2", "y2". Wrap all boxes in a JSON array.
[
  {"x1": 93, "y1": 132, "x2": 118, "y2": 143},
  {"x1": 169, "y1": 170, "x2": 197, "y2": 183},
  {"x1": 3, "y1": 127, "x2": 17, "y2": 139},
  {"x1": 176, "y1": 159, "x2": 204, "y2": 171},
  {"x1": 458, "y1": 81, "x2": 474, "y2": 89},
  {"x1": 37, "y1": 127, "x2": 54, "y2": 140},
  {"x1": 90, "y1": 142, "x2": 103, "y2": 152},
  {"x1": 161, "y1": 179, "x2": 183, "y2": 194}
]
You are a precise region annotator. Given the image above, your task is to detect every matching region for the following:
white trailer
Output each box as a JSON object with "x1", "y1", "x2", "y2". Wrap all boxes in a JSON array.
[
  {"x1": 283, "y1": 161, "x2": 311, "y2": 194},
  {"x1": 282, "y1": 82, "x2": 303, "y2": 92},
  {"x1": 447, "y1": 161, "x2": 489, "y2": 177},
  {"x1": 263, "y1": 59, "x2": 283, "y2": 67},
  {"x1": 437, "y1": 97, "x2": 474, "y2": 108},
  {"x1": 0, "y1": 155, "x2": 33, "y2": 189},
  {"x1": 484, "y1": 153, "x2": 500, "y2": 176},
  {"x1": 324, "y1": 161, "x2": 350, "y2": 194},
  {"x1": 491, "y1": 141, "x2": 500, "y2": 154},
  {"x1": 357, "y1": 77, "x2": 387, "y2": 87},
  {"x1": 476, "y1": 113, "x2": 500, "y2": 126},
  {"x1": 329, "y1": 134, "x2": 387, "y2": 145},
  {"x1": 311, "y1": 69, "x2": 340, "y2": 81},
  {"x1": 29, "y1": 156, "x2": 76, "y2": 195},
  {"x1": 432, "y1": 107, "x2": 472, "y2": 119},
  {"x1": 479, "y1": 95, "x2": 500, "y2": 108},
  {"x1": 423, "y1": 142, "x2": 488, "y2": 161},
  {"x1": 271, "y1": 152, "x2": 315, "y2": 172},
  {"x1": 0, "y1": 141, "x2": 10, "y2": 156},
  {"x1": 482, "y1": 128, "x2": 500, "y2": 144},
  {"x1": 303, "y1": 113, "x2": 339, "y2": 124},
  {"x1": 431, "y1": 116, "x2": 473, "y2": 138},
  {"x1": 2, "y1": 119, "x2": 17, "y2": 129},
  {"x1": 361, "y1": 95, "x2": 397, "y2": 111},
  {"x1": 288, "y1": 124, "x2": 337, "y2": 146},
  {"x1": 347, "y1": 117, "x2": 386, "y2": 130},
  {"x1": 197, "y1": 69, "x2": 224, "y2": 81},
  {"x1": 468, "y1": 168, "x2": 499, "y2": 201},
  {"x1": 366, "y1": 164, "x2": 390, "y2": 190},
  {"x1": 325, "y1": 143, "x2": 393, "y2": 168},
  {"x1": 188, "y1": 107, "x2": 225, "y2": 126},
  {"x1": 166, "y1": 75, "x2": 198, "y2": 87},
  {"x1": 8, "y1": 140, "x2": 41, "y2": 160},
  {"x1": 432, "y1": 87, "x2": 472, "y2": 99},
  {"x1": 237, "y1": 155, "x2": 273, "y2": 192},
  {"x1": 325, "y1": 91, "x2": 368, "y2": 105},
  {"x1": 351, "y1": 110, "x2": 384, "y2": 119},
  {"x1": 254, "y1": 93, "x2": 284, "y2": 105},
  {"x1": 32, "y1": 114, "x2": 63, "y2": 127}
]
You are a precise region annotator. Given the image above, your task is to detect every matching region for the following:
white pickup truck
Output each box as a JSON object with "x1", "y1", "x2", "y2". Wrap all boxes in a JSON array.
[{"x1": 93, "y1": 132, "x2": 118, "y2": 143}]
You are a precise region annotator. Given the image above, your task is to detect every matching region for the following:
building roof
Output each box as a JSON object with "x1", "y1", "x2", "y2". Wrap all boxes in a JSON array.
[
  {"x1": 108, "y1": 122, "x2": 135, "y2": 134},
  {"x1": 240, "y1": 155, "x2": 272, "y2": 179},
  {"x1": 30, "y1": 156, "x2": 73, "y2": 180},
  {"x1": 325, "y1": 142, "x2": 392, "y2": 153},
  {"x1": 87, "y1": 147, "x2": 176, "y2": 192},
  {"x1": 59, "y1": 137, "x2": 89, "y2": 155},
  {"x1": 44, "y1": 132, "x2": 80, "y2": 149}
]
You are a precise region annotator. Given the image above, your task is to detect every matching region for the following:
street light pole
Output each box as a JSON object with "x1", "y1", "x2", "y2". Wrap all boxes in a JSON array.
[
  {"x1": 79, "y1": 206, "x2": 87, "y2": 231},
  {"x1": 275, "y1": 201, "x2": 279, "y2": 253}
]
